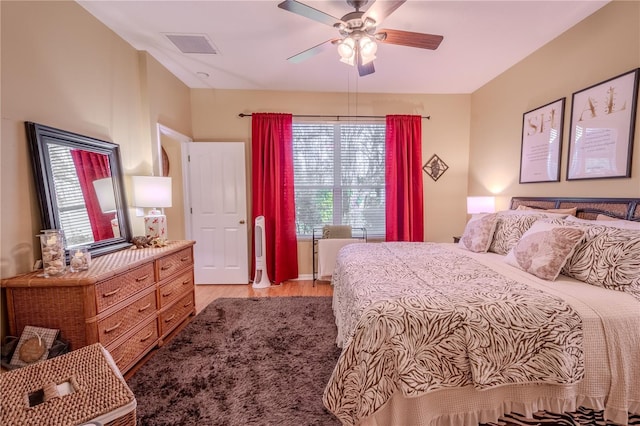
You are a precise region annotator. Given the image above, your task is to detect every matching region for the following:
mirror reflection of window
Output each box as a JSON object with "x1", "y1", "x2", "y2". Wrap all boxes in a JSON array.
[
  {"x1": 47, "y1": 144, "x2": 95, "y2": 247},
  {"x1": 47, "y1": 144, "x2": 118, "y2": 248}
]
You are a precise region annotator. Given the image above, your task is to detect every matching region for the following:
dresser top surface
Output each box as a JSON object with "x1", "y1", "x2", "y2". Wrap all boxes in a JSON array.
[{"x1": 1, "y1": 240, "x2": 195, "y2": 288}]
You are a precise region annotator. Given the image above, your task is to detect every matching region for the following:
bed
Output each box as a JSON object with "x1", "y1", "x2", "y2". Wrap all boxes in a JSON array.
[{"x1": 323, "y1": 197, "x2": 640, "y2": 426}]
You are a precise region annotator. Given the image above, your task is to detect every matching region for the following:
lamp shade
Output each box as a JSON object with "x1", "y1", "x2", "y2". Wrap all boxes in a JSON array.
[
  {"x1": 131, "y1": 176, "x2": 172, "y2": 208},
  {"x1": 467, "y1": 196, "x2": 496, "y2": 214},
  {"x1": 93, "y1": 177, "x2": 117, "y2": 213}
]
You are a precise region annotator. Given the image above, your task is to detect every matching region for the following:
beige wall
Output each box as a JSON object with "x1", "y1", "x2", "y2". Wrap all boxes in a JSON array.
[
  {"x1": 1, "y1": 1, "x2": 636, "y2": 289},
  {"x1": 1, "y1": 1, "x2": 191, "y2": 335},
  {"x1": 469, "y1": 0, "x2": 640, "y2": 210},
  {"x1": 190, "y1": 89, "x2": 471, "y2": 274}
]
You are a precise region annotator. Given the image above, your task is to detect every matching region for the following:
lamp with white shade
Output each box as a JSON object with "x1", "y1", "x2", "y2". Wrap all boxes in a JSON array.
[
  {"x1": 93, "y1": 177, "x2": 121, "y2": 237},
  {"x1": 131, "y1": 176, "x2": 172, "y2": 240},
  {"x1": 466, "y1": 196, "x2": 496, "y2": 215}
]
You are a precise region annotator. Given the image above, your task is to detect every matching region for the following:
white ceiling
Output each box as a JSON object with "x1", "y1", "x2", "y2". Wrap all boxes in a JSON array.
[{"x1": 77, "y1": 0, "x2": 609, "y2": 94}]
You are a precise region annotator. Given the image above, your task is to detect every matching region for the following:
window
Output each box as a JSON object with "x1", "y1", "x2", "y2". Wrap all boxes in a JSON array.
[{"x1": 292, "y1": 122, "x2": 385, "y2": 237}]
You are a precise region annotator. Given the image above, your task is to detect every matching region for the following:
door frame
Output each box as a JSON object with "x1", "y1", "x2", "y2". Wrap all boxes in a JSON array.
[{"x1": 155, "y1": 124, "x2": 193, "y2": 239}]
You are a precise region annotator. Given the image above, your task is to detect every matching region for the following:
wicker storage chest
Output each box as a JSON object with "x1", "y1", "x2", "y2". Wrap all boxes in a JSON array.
[{"x1": 0, "y1": 343, "x2": 136, "y2": 426}]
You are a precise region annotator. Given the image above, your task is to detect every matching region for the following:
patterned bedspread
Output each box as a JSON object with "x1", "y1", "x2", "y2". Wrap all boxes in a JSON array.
[{"x1": 323, "y1": 242, "x2": 585, "y2": 426}]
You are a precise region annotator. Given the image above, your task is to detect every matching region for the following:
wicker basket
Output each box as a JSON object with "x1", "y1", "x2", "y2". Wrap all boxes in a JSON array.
[{"x1": 0, "y1": 343, "x2": 136, "y2": 426}]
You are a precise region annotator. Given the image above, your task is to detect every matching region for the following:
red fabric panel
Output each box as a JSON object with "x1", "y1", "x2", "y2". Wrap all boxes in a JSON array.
[
  {"x1": 71, "y1": 150, "x2": 115, "y2": 241},
  {"x1": 385, "y1": 115, "x2": 424, "y2": 242},
  {"x1": 251, "y1": 113, "x2": 299, "y2": 284}
]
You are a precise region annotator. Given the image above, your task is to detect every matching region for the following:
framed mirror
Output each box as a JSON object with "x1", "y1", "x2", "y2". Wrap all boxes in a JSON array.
[{"x1": 26, "y1": 122, "x2": 132, "y2": 257}]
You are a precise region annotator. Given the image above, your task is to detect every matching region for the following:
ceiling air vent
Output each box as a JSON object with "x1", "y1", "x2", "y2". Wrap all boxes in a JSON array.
[{"x1": 165, "y1": 34, "x2": 218, "y2": 54}]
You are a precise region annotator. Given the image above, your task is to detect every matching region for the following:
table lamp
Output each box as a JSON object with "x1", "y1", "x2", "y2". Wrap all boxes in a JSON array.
[
  {"x1": 466, "y1": 196, "x2": 496, "y2": 214},
  {"x1": 131, "y1": 176, "x2": 172, "y2": 240}
]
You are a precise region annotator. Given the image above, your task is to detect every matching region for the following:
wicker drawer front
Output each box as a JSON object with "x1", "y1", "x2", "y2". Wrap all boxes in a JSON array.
[
  {"x1": 160, "y1": 292, "x2": 194, "y2": 337},
  {"x1": 158, "y1": 270, "x2": 194, "y2": 309},
  {"x1": 107, "y1": 318, "x2": 158, "y2": 372},
  {"x1": 96, "y1": 263, "x2": 155, "y2": 313},
  {"x1": 157, "y1": 248, "x2": 193, "y2": 281},
  {"x1": 98, "y1": 290, "x2": 157, "y2": 346}
]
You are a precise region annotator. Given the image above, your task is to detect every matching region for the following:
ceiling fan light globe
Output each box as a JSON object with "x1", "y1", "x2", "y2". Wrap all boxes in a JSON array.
[
  {"x1": 360, "y1": 53, "x2": 376, "y2": 65},
  {"x1": 359, "y1": 37, "x2": 377, "y2": 56},
  {"x1": 337, "y1": 37, "x2": 355, "y2": 58},
  {"x1": 340, "y1": 55, "x2": 355, "y2": 66}
]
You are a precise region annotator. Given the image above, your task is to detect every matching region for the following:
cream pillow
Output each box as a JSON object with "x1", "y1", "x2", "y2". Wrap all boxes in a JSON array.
[
  {"x1": 516, "y1": 205, "x2": 578, "y2": 216},
  {"x1": 459, "y1": 213, "x2": 498, "y2": 253},
  {"x1": 504, "y1": 221, "x2": 585, "y2": 281},
  {"x1": 565, "y1": 215, "x2": 640, "y2": 230}
]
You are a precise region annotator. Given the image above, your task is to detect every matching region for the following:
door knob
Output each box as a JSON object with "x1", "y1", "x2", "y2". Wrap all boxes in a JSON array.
[{"x1": 239, "y1": 219, "x2": 246, "y2": 224}]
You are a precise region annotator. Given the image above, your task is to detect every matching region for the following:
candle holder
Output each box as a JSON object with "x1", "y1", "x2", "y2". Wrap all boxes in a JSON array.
[
  {"x1": 38, "y1": 229, "x2": 66, "y2": 277},
  {"x1": 69, "y1": 246, "x2": 91, "y2": 272}
]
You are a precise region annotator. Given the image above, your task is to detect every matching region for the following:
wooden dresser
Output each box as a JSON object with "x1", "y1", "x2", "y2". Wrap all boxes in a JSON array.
[{"x1": 1, "y1": 240, "x2": 195, "y2": 374}]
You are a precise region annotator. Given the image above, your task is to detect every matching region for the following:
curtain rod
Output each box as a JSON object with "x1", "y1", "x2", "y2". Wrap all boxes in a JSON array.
[{"x1": 238, "y1": 113, "x2": 430, "y2": 120}]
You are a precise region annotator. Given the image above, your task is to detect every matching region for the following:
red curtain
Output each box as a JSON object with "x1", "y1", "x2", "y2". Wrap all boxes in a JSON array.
[
  {"x1": 71, "y1": 150, "x2": 115, "y2": 241},
  {"x1": 385, "y1": 115, "x2": 424, "y2": 242},
  {"x1": 251, "y1": 113, "x2": 298, "y2": 284}
]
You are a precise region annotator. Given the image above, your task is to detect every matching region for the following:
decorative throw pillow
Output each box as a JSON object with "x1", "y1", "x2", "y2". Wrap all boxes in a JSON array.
[
  {"x1": 504, "y1": 221, "x2": 585, "y2": 281},
  {"x1": 459, "y1": 213, "x2": 498, "y2": 252},
  {"x1": 489, "y1": 213, "x2": 561, "y2": 255},
  {"x1": 516, "y1": 206, "x2": 578, "y2": 216},
  {"x1": 564, "y1": 215, "x2": 640, "y2": 230},
  {"x1": 562, "y1": 225, "x2": 640, "y2": 301}
]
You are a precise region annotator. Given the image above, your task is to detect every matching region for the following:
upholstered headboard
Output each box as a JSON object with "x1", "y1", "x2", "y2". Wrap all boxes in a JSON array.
[{"x1": 510, "y1": 197, "x2": 640, "y2": 221}]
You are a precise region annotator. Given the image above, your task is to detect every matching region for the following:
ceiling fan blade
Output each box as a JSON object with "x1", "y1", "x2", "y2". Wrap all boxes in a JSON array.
[
  {"x1": 357, "y1": 54, "x2": 375, "y2": 77},
  {"x1": 287, "y1": 39, "x2": 338, "y2": 63},
  {"x1": 277, "y1": 0, "x2": 343, "y2": 27},
  {"x1": 377, "y1": 28, "x2": 443, "y2": 50},
  {"x1": 358, "y1": 61, "x2": 375, "y2": 77},
  {"x1": 364, "y1": 0, "x2": 406, "y2": 25}
]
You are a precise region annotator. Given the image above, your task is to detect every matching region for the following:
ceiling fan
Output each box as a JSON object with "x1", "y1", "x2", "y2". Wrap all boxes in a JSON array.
[{"x1": 278, "y1": 0, "x2": 444, "y2": 77}]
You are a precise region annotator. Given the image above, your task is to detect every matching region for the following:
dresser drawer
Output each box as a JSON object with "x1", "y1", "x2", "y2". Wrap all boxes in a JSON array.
[
  {"x1": 157, "y1": 248, "x2": 193, "y2": 281},
  {"x1": 159, "y1": 292, "x2": 194, "y2": 337},
  {"x1": 97, "y1": 289, "x2": 157, "y2": 346},
  {"x1": 96, "y1": 263, "x2": 155, "y2": 312},
  {"x1": 107, "y1": 317, "x2": 158, "y2": 372},
  {"x1": 158, "y1": 270, "x2": 194, "y2": 309}
]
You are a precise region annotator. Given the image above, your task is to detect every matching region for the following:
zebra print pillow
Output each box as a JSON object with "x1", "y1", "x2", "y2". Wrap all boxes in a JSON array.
[
  {"x1": 561, "y1": 224, "x2": 640, "y2": 301},
  {"x1": 489, "y1": 213, "x2": 557, "y2": 255}
]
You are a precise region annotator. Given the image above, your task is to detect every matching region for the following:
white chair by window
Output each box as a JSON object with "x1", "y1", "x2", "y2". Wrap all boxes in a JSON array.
[{"x1": 312, "y1": 225, "x2": 366, "y2": 283}]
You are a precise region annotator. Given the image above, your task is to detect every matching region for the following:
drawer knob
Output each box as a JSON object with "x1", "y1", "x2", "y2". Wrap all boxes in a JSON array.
[
  {"x1": 136, "y1": 274, "x2": 150, "y2": 282},
  {"x1": 140, "y1": 331, "x2": 154, "y2": 342},
  {"x1": 183, "y1": 300, "x2": 193, "y2": 308},
  {"x1": 102, "y1": 287, "x2": 121, "y2": 298},
  {"x1": 164, "y1": 313, "x2": 176, "y2": 323},
  {"x1": 114, "y1": 355, "x2": 125, "y2": 365},
  {"x1": 161, "y1": 265, "x2": 172, "y2": 271},
  {"x1": 138, "y1": 303, "x2": 152, "y2": 312},
  {"x1": 162, "y1": 290, "x2": 173, "y2": 298},
  {"x1": 180, "y1": 256, "x2": 190, "y2": 262},
  {"x1": 182, "y1": 279, "x2": 190, "y2": 285},
  {"x1": 104, "y1": 321, "x2": 122, "y2": 334}
]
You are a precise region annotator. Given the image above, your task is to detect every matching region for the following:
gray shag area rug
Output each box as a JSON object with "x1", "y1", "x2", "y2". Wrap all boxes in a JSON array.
[
  {"x1": 128, "y1": 296, "x2": 639, "y2": 426},
  {"x1": 127, "y1": 297, "x2": 342, "y2": 426}
]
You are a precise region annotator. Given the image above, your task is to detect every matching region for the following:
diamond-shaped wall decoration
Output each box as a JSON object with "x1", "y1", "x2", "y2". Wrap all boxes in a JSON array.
[{"x1": 423, "y1": 154, "x2": 449, "y2": 182}]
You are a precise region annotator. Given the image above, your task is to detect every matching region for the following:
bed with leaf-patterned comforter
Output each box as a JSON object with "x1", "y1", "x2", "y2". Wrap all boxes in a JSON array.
[{"x1": 322, "y1": 242, "x2": 640, "y2": 426}]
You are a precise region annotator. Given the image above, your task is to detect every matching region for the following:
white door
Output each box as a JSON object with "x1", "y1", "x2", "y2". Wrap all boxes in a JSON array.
[{"x1": 186, "y1": 142, "x2": 248, "y2": 284}]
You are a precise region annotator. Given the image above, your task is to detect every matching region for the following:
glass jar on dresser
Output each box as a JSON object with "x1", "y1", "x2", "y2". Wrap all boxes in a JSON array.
[{"x1": 1, "y1": 240, "x2": 195, "y2": 375}]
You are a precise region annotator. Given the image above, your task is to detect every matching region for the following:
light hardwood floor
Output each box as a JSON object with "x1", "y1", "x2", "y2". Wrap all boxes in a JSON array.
[{"x1": 194, "y1": 279, "x2": 334, "y2": 314}]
